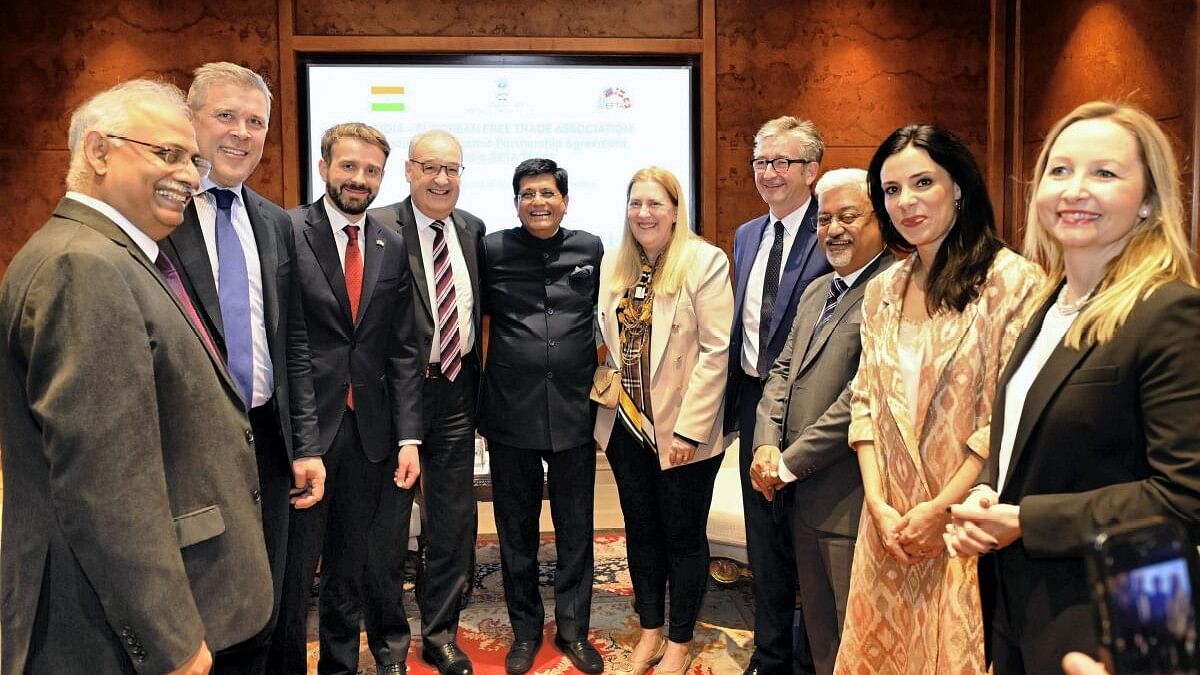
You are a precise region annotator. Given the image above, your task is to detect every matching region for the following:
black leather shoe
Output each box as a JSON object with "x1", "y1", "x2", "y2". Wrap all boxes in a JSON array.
[
  {"x1": 422, "y1": 642, "x2": 474, "y2": 675},
  {"x1": 553, "y1": 636, "x2": 603, "y2": 673},
  {"x1": 504, "y1": 639, "x2": 541, "y2": 674},
  {"x1": 378, "y1": 664, "x2": 407, "y2": 675}
]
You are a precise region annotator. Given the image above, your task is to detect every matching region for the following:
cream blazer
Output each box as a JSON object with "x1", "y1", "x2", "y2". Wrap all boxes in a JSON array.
[{"x1": 594, "y1": 238, "x2": 734, "y2": 470}]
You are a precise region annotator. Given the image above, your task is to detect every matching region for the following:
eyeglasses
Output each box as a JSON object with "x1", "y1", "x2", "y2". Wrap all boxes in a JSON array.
[
  {"x1": 750, "y1": 157, "x2": 812, "y2": 174},
  {"x1": 408, "y1": 160, "x2": 464, "y2": 177},
  {"x1": 517, "y1": 189, "x2": 562, "y2": 203},
  {"x1": 817, "y1": 210, "x2": 869, "y2": 227},
  {"x1": 106, "y1": 134, "x2": 212, "y2": 178}
]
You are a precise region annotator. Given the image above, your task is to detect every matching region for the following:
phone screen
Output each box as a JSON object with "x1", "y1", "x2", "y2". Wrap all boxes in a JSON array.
[{"x1": 1101, "y1": 540, "x2": 1199, "y2": 674}]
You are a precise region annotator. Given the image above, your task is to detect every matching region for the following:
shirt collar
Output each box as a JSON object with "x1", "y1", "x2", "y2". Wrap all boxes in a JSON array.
[
  {"x1": 200, "y1": 176, "x2": 244, "y2": 204},
  {"x1": 769, "y1": 195, "x2": 812, "y2": 236},
  {"x1": 836, "y1": 250, "x2": 885, "y2": 289},
  {"x1": 412, "y1": 204, "x2": 454, "y2": 232},
  {"x1": 322, "y1": 195, "x2": 363, "y2": 235},
  {"x1": 64, "y1": 191, "x2": 159, "y2": 261}
]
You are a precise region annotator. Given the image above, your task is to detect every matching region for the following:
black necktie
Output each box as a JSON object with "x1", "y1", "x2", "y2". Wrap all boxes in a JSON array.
[
  {"x1": 757, "y1": 220, "x2": 785, "y2": 376},
  {"x1": 813, "y1": 277, "x2": 849, "y2": 336}
]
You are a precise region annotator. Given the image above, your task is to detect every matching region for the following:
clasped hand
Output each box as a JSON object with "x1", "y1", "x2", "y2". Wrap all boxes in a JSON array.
[
  {"x1": 944, "y1": 486, "x2": 1022, "y2": 557},
  {"x1": 871, "y1": 500, "x2": 948, "y2": 564},
  {"x1": 749, "y1": 445, "x2": 786, "y2": 501}
]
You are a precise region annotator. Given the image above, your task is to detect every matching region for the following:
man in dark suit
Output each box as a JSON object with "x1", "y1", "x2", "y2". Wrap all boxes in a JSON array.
[
  {"x1": 726, "y1": 116, "x2": 831, "y2": 675},
  {"x1": 370, "y1": 129, "x2": 484, "y2": 675},
  {"x1": 161, "y1": 62, "x2": 324, "y2": 675},
  {"x1": 269, "y1": 123, "x2": 423, "y2": 675},
  {"x1": 0, "y1": 80, "x2": 272, "y2": 675},
  {"x1": 748, "y1": 169, "x2": 892, "y2": 675},
  {"x1": 478, "y1": 159, "x2": 604, "y2": 674}
]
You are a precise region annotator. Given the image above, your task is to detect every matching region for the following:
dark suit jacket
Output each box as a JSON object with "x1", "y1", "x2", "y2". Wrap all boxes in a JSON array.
[
  {"x1": 0, "y1": 199, "x2": 273, "y2": 674},
  {"x1": 369, "y1": 197, "x2": 486, "y2": 377},
  {"x1": 978, "y1": 280, "x2": 1200, "y2": 657},
  {"x1": 725, "y1": 199, "x2": 830, "y2": 431},
  {"x1": 290, "y1": 199, "x2": 423, "y2": 462},
  {"x1": 478, "y1": 226, "x2": 603, "y2": 451},
  {"x1": 162, "y1": 185, "x2": 320, "y2": 461},
  {"x1": 753, "y1": 253, "x2": 894, "y2": 536}
]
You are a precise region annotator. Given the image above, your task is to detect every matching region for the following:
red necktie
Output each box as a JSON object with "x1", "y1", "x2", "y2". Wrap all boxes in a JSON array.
[
  {"x1": 155, "y1": 252, "x2": 221, "y2": 365},
  {"x1": 431, "y1": 220, "x2": 462, "y2": 381},
  {"x1": 344, "y1": 224, "x2": 362, "y2": 407}
]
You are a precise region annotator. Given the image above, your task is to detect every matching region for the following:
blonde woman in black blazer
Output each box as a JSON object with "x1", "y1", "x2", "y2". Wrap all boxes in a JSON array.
[{"x1": 948, "y1": 101, "x2": 1200, "y2": 673}]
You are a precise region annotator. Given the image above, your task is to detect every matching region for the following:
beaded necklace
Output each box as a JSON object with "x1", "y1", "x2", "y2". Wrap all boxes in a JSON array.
[{"x1": 617, "y1": 250, "x2": 662, "y2": 365}]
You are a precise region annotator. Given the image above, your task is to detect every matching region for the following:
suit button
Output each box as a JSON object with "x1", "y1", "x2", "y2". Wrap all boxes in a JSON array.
[
  {"x1": 252, "y1": 489, "x2": 262, "y2": 503},
  {"x1": 548, "y1": 340, "x2": 557, "y2": 347},
  {"x1": 245, "y1": 429, "x2": 254, "y2": 444},
  {"x1": 545, "y1": 278, "x2": 552, "y2": 285},
  {"x1": 546, "y1": 372, "x2": 554, "y2": 379},
  {"x1": 546, "y1": 308, "x2": 554, "y2": 315},
  {"x1": 542, "y1": 252, "x2": 550, "y2": 259}
]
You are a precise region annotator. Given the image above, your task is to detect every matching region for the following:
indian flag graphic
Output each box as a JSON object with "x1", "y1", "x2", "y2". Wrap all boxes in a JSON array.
[{"x1": 370, "y1": 85, "x2": 406, "y2": 112}]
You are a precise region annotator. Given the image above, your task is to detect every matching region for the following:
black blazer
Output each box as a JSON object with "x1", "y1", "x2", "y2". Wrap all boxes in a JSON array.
[
  {"x1": 979, "y1": 280, "x2": 1200, "y2": 661},
  {"x1": 162, "y1": 185, "x2": 321, "y2": 460},
  {"x1": 289, "y1": 199, "x2": 423, "y2": 462},
  {"x1": 478, "y1": 226, "x2": 603, "y2": 451},
  {"x1": 369, "y1": 197, "x2": 486, "y2": 375}
]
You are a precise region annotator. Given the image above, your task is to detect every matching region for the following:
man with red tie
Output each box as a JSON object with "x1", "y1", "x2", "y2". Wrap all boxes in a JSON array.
[
  {"x1": 269, "y1": 123, "x2": 423, "y2": 675},
  {"x1": 371, "y1": 129, "x2": 486, "y2": 675}
]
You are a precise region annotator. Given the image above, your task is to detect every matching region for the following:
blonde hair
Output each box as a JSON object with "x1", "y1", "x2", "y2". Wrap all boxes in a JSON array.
[
  {"x1": 66, "y1": 80, "x2": 190, "y2": 191},
  {"x1": 609, "y1": 167, "x2": 699, "y2": 295},
  {"x1": 1022, "y1": 100, "x2": 1197, "y2": 348},
  {"x1": 321, "y1": 122, "x2": 391, "y2": 163},
  {"x1": 188, "y1": 62, "x2": 273, "y2": 113}
]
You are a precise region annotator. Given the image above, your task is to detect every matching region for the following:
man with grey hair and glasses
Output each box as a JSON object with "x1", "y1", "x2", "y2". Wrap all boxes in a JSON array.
[
  {"x1": 160, "y1": 61, "x2": 323, "y2": 675},
  {"x1": 726, "y1": 115, "x2": 831, "y2": 675},
  {"x1": 749, "y1": 168, "x2": 894, "y2": 675},
  {"x1": 0, "y1": 79, "x2": 273, "y2": 675}
]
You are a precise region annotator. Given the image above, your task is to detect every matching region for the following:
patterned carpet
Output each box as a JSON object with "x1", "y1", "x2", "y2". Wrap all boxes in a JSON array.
[{"x1": 304, "y1": 532, "x2": 755, "y2": 674}]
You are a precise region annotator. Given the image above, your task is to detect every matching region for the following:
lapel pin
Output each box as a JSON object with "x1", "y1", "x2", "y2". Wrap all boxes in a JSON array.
[{"x1": 375, "y1": 239, "x2": 385, "y2": 247}]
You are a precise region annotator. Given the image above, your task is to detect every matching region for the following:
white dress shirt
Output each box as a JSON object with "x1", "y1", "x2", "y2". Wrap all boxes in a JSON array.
[
  {"x1": 195, "y1": 177, "x2": 273, "y2": 408},
  {"x1": 996, "y1": 304, "x2": 1076, "y2": 493},
  {"x1": 65, "y1": 191, "x2": 159, "y2": 261},
  {"x1": 741, "y1": 198, "x2": 811, "y2": 377},
  {"x1": 775, "y1": 252, "x2": 882, "y2": 484},
  {"x1": 411, "y1": 205, "x2": 475, "y2": 362}
]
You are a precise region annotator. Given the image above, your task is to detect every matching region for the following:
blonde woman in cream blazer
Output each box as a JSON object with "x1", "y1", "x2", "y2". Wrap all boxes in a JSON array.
[{"x1": 594, "y1": 167, "x2": 733, "y2": 674}]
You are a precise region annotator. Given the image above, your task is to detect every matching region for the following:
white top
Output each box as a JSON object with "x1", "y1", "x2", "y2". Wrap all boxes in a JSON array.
[
  {"x1": 195, "y1": 177, "x2": 272, "y2": 408},
  {"x1": 740, "y1": 198, "x2": 812, "y2": 377},
  {"x1": 411, "y1": 205, "x2": 475, "y2": 361},
  {"x1": 897, "y1": 317, "x2": 925, "y2": 428},
  {"x1": 323, "y1": 195, "x2": 365, "y2": 269},
  {"x1": 65, "y1": 191, "x2": 158, "y2": 261},
  {"x1": 996, "y1": 303, "x2": 1077, "y2": 493}
]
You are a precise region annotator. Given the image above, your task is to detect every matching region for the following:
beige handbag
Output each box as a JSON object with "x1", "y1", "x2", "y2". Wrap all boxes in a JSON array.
[{"x1": 589, "y1": 366, "x2": 620, "y2": 409}]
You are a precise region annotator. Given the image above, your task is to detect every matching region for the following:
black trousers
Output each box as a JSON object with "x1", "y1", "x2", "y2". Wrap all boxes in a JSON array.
[
  {"x1": 605, "y1": 423, "x2": 722, "y2": 643},
  {"x1": 489, "y1": 441, "x2": 596, "y2": 643},
  {"x1": 416, "y1": 359, "x2": 479, "y2": 648},
  {"x1": 737, "y1": 374, "x2": 814, "y2": 675},
  {"x1": 213, "y1": 400, "x2": 291, "y2": 675},
  {"x1": 268, "y1": 410, "x2": 414, "y2": 675}
]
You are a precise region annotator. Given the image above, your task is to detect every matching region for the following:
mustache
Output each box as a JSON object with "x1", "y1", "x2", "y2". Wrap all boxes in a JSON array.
[{"x1": 824, "y1": 236, "x2": 853, "y2": 246}]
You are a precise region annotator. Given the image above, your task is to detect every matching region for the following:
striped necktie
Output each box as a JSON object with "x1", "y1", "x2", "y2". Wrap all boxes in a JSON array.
[
  {"x1": 814, "y1": 277, "x2": 848, "y2": 335},
  {"x1": 431, "y1": 220, "x2": 462, "y2": 381}
]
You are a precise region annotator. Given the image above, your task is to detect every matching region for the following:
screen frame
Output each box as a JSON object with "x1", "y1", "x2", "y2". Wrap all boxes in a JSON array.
[{"x1": 295, "y1": 52, "x2": 703, "y2": 232}]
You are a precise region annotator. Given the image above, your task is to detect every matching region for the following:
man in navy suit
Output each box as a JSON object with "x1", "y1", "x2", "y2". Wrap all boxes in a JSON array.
[
  {"x1": 726, "y1": 116, "x2": 831, "y2": 675},
  {"x1": 268, "y1": 123, "x2": 423, "y2": 675},
  {"x1": 161, "y1": 62, "x2": 324, "y2": 675}
]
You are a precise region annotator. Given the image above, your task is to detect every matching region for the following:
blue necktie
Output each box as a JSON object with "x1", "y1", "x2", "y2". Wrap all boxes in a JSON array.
[{"x1": 211, "y1": 187, "x2": 254, "y2": 409}]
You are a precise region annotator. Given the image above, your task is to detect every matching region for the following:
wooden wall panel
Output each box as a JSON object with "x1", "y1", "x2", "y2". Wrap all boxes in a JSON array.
[
  {"x1": 1017, "y1": 0, "x2": 1196, "y2": 245},
  {"x1": 714, "y1": 0, "x2": 993, "y2": 254},
  {"x1": 294, "y1": 0, "x2": 701, "y2": 38},
  {"x1": 0, "y1": 0, "x2": 284, "y2": 276}
]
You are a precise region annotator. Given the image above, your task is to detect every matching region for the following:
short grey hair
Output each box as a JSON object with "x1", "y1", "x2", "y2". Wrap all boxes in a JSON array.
[
  {"x1": 66, "y1": 79, "x2": 190, "y2": 191},
  {"x1": 754, "y1": 116, "x2": 825, "y2": 163},
  {"x1": 408, "y1": 129, "x2": 463, "y2": 160},
  {"x1": 814, "y1": 168, "x2": 869, "y2": 201},
  {"x1": 188, "y1": 62, "x2": 273, "y2": 113}
]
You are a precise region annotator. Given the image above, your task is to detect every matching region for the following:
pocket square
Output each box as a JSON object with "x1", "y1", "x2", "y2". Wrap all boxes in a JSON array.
[{"x1": 570, "y1": 265, "x2": 594, "y2": 279}]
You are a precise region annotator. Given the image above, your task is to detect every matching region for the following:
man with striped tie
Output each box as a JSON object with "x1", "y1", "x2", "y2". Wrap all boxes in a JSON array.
[
  {"x1": 748, "y1": 168, "x2": 893, "y2": 675},
  {"x1": 371, "y1": 129, "x2": 485, "y2": 675}
]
